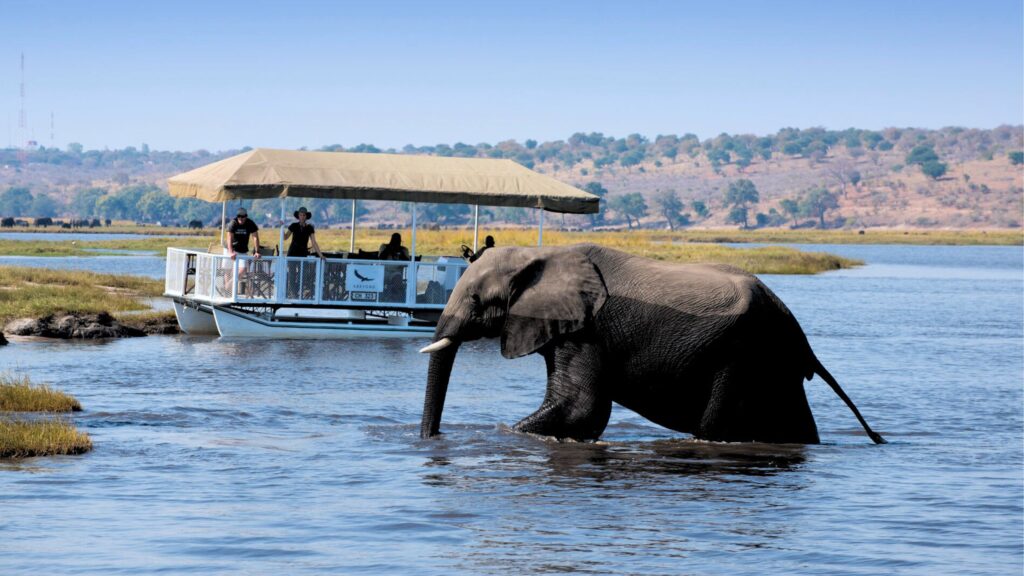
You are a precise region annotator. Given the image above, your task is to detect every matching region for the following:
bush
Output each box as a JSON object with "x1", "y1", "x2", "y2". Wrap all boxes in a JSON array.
[{"x1": 920, "y1": 160, "x2": 948, "y2": 180}]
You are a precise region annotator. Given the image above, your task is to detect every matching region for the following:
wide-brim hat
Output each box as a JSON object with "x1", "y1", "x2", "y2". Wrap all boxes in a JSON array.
[{"x1": 294, "y1": 206, "x2": 312, "y2": 219}]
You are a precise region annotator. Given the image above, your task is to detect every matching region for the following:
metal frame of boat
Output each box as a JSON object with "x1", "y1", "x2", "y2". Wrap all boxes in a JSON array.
[{"x1": 162, "y1": 148, "x2": 599, "y2": 338}]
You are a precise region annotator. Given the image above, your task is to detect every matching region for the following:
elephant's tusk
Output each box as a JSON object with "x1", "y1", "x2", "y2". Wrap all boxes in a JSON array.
[{"x1": 419, "y1": 337, "x2": 453, "y2": 354}]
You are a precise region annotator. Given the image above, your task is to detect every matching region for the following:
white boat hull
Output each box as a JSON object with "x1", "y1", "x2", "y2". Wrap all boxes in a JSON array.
[
  {"x1": 211, "y1": 305, "x2": 434, "y2": 339},
  {"x1": 172, "y1": 301, "x2": 219, "y2": 335}
]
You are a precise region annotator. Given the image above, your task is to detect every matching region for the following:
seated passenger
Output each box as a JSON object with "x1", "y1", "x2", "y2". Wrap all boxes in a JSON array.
[
  {"x1": 462, "y1": 235, "x2": 495, "y2": 263},
  {"x1": 379, "y1": 232, "x2": 411, "y2": 261}
]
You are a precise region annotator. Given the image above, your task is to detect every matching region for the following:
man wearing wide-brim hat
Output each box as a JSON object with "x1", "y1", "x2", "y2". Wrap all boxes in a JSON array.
[{"x1": 283, "y1": 206, "x2": 325, "y2": 259}]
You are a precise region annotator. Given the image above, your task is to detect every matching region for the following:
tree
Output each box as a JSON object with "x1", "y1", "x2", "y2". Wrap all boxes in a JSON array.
[
  {"x1": 583, "y1": 182, "x2": 608, "y2": 197},
  {"x1": 582, "y1": 181, "x2": 609, "y2": 227},
  {"x1": 71, "y1": 187, "x2": 106, "y2": 218},
  {"x1": 0, "y1": 187, "x2": 33, "y2": 216},
  {"x1": 827, "y1": 160, "x2": 860, "y2": 197},
  {"x1": 724, "y1": 179, "x2": 759, "y2": 208},
  {"x1": 30, "y1": 193, "x2": 58, "y2": 218},
  {"x1": 137, "y1": 190, "x2": 178, "y2": 223},
  {"x1": 653, "y1": 189, "x2": 685, "y2": 231},
  {"x1": 608, "y1": 193, "x2": 647, "y2": 229},
  {"x1": 906, "y1": 144, "x2": 939, "y2": 165},
  {"x1": 726, "y1": 206, "x2": 749, "y2": 228},
  {"x1": 800, "y1": 187, "x2": 839, "y2": 228},
  {"x1": 1010, "y1": 151, "x2": 1024, "y2": 165},
  {"x1": 779, "y1": 198, "x2": 801, "y2": 227},
  {"x1": 691, "y1": 200, "x2": 709, "y2": 219},
  {"x1": 920, "y1": 160, "x2": 947, "y2": 180},
  {"x1": 619, "y1": 149, "x2": 644, "y2": 170},
  {"x1": 905, "y1": 144, "x2": 946, "y2": 179}
]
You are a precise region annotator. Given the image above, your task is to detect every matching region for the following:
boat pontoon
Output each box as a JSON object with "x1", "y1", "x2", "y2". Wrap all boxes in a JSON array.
[{"x1": 163, "y1": 148, "x2": 599, "y2": 338}]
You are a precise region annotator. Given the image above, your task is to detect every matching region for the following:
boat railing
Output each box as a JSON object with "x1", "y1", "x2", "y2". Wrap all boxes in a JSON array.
[{"x1": 165, "y1": 247, "x2": 468, "y2": 309}]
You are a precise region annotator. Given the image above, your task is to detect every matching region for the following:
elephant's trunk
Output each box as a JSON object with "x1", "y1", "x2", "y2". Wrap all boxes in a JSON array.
[{"x1": 420, "y1": 340, "x2": 460, "y2": 438}]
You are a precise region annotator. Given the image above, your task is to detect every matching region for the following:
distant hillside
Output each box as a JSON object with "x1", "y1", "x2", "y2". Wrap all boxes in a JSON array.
[{"x1": 0, "y1": 125, "x2": 1021, "y2": 229}]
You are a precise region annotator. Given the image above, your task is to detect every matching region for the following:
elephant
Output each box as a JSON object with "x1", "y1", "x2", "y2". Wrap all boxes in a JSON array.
[{"x1": 419, "y1": 244, "x2": 885, "y2": 445}]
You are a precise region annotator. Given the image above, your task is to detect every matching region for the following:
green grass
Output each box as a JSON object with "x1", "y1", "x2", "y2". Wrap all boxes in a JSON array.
[
  {"x1": 0, "y1": 373, "x2": 82, "y2": 412},
  {"x1": 0, "y1": 267, "x2": 164, "y2": 325},
  {"x1": 0, "y1": 374, "x2": 91, "y2": 459},
  {"x1": 0, "y1": 417, "x2": 93, "y2": 458}
]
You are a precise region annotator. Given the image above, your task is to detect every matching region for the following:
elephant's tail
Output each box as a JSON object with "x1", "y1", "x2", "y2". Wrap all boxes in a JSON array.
[{"x1": 813, "y1": 359, "x2": 887, "y2": 444}]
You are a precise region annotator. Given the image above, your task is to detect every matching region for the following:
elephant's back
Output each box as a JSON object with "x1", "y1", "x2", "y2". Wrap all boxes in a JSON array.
[
  {"x1": 603, "y1": 253, "x2": 760, "y2": 317},
  {"x1": 588, "y1": 248, "x2": 800, "y2": 370}
]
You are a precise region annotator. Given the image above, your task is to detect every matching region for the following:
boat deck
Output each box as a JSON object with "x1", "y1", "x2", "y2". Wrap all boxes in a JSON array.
[{"x1": 164, "y1": 248, "x2": 469, "y2": 337}]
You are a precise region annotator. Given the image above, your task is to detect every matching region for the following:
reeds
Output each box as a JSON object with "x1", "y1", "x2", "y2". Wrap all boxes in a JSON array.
[
  {"x1": 0, "y1": 374, "x2": 92, "y2": 459},
  {"x1": 0, "y1": 373, "x2": 82, "y2": 412},
  {"x1": 0, "y1": 418, "x2": 93, "y2": 458}
]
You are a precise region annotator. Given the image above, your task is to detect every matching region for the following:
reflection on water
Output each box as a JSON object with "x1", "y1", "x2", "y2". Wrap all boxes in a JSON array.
[{"x1": 0, "y1": 245, "x2": 1020, "y2": 574}]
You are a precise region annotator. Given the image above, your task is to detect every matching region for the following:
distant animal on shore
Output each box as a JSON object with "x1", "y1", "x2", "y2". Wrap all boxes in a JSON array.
[
  {"x1": 419, "y1": 244, "x2": 885, "y2": 445},
  {"x1": 188, "y1": 220, "x2": 203, "y2": 230}
]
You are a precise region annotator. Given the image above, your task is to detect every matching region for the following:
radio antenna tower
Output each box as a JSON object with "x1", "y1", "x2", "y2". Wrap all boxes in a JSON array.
[{"x1": 18, "y1": 52, "x2": 26, "y2": 134}]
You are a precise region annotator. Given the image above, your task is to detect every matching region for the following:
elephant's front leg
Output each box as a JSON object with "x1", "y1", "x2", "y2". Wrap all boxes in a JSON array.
[{"x1": 512, "y1": 339, "x2": 611, "y2": 441}]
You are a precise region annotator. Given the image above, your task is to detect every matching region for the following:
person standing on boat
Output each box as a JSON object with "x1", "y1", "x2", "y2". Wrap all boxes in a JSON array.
[
  {"x1": 282, "y1": 206, "x2": 324, "y2": 300},
  {"x1": 228, "y1": 208, "x2": 260, "y2": 259},
  {"x1": 283, "y1": 206, "x2": 325, "y2": 259}
]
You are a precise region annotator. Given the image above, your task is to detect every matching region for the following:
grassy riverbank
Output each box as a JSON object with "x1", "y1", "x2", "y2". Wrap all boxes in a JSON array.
[
  {"x1": 0, "y1": 228, "x2": 864, "y2": 273},
  {"x1": 307, "y1": 228, "x2": 862, "y2": 274},
  {"x1": 4, "y1": 226, "x2": 1019, "y2": 273},
  {"x1": 0, "y1": 267, "x2": 164, "y2": 325},
  {"x1": 0, "y1": 374, "x2": 92, "y2": 458},
  {"x1": 0, "y1": 235, "x2": 214, "y2": 257}
]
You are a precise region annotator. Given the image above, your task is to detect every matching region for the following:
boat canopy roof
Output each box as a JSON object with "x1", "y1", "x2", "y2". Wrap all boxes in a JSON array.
[{"x1": 168, "y1": 148, "x2": 599, "y2": 214}]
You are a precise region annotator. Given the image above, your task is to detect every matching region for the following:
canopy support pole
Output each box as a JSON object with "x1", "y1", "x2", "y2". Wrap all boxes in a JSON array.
[
  {"x1": 278, "y1": 200, "x2": 286, "y2": 255},
  {"x1": 349, "y1": 199, "x2": 356, "y2": 253},
  {"x1": 407, "y1": 204, "x2": 417, "y2": 306},
  {"x1": 537, "y1": 209, "x2": 545, "y2": 246},
  {"x1": 220, "y1": 202, "x2": 226, "y2": 248},
  {"x1": 410, "y1": 203, "x2": 417, "y2": 259},
  {"x1": 473, "y1": 205, "x2": 480, "y2": 251}
]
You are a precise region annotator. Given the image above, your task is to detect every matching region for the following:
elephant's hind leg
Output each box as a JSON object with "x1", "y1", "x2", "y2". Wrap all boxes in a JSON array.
[
  {"x1": 512, "y1": 340, "x2": 611, "y2": 441},
  {"x1": 696, "y1": 363, "x2": 820, "y2": 444}
]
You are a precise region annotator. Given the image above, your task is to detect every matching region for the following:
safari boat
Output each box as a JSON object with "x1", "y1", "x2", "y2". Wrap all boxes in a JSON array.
[{"x1": 163, "y1": 148, "x2": 599, "y2": 338}]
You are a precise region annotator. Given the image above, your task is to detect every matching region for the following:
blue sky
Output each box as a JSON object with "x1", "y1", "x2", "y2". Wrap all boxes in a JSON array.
[{"x1": 2, "y1": 0, "x2": 1021, "y2": 151}]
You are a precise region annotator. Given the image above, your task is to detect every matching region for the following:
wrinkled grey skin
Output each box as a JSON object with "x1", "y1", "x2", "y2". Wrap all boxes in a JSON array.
[{"x1": 420, "y1": 244, "x2": 885, "y2": 444}]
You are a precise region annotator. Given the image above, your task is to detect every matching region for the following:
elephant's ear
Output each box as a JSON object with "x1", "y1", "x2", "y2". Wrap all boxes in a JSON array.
[{"x1": 501, "y1": 250, "x2": 607, "y2": 359}]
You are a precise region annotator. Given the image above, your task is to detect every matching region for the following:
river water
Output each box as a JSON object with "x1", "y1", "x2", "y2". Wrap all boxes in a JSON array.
[{"x1": 0, "y1": 244, "x2": 1021, "y2": 575}]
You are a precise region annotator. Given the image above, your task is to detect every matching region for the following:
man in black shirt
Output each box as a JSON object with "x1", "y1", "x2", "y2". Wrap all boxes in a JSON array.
[{"x1": 227, "y1": 208, "x2": 260, "y2": 259}]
